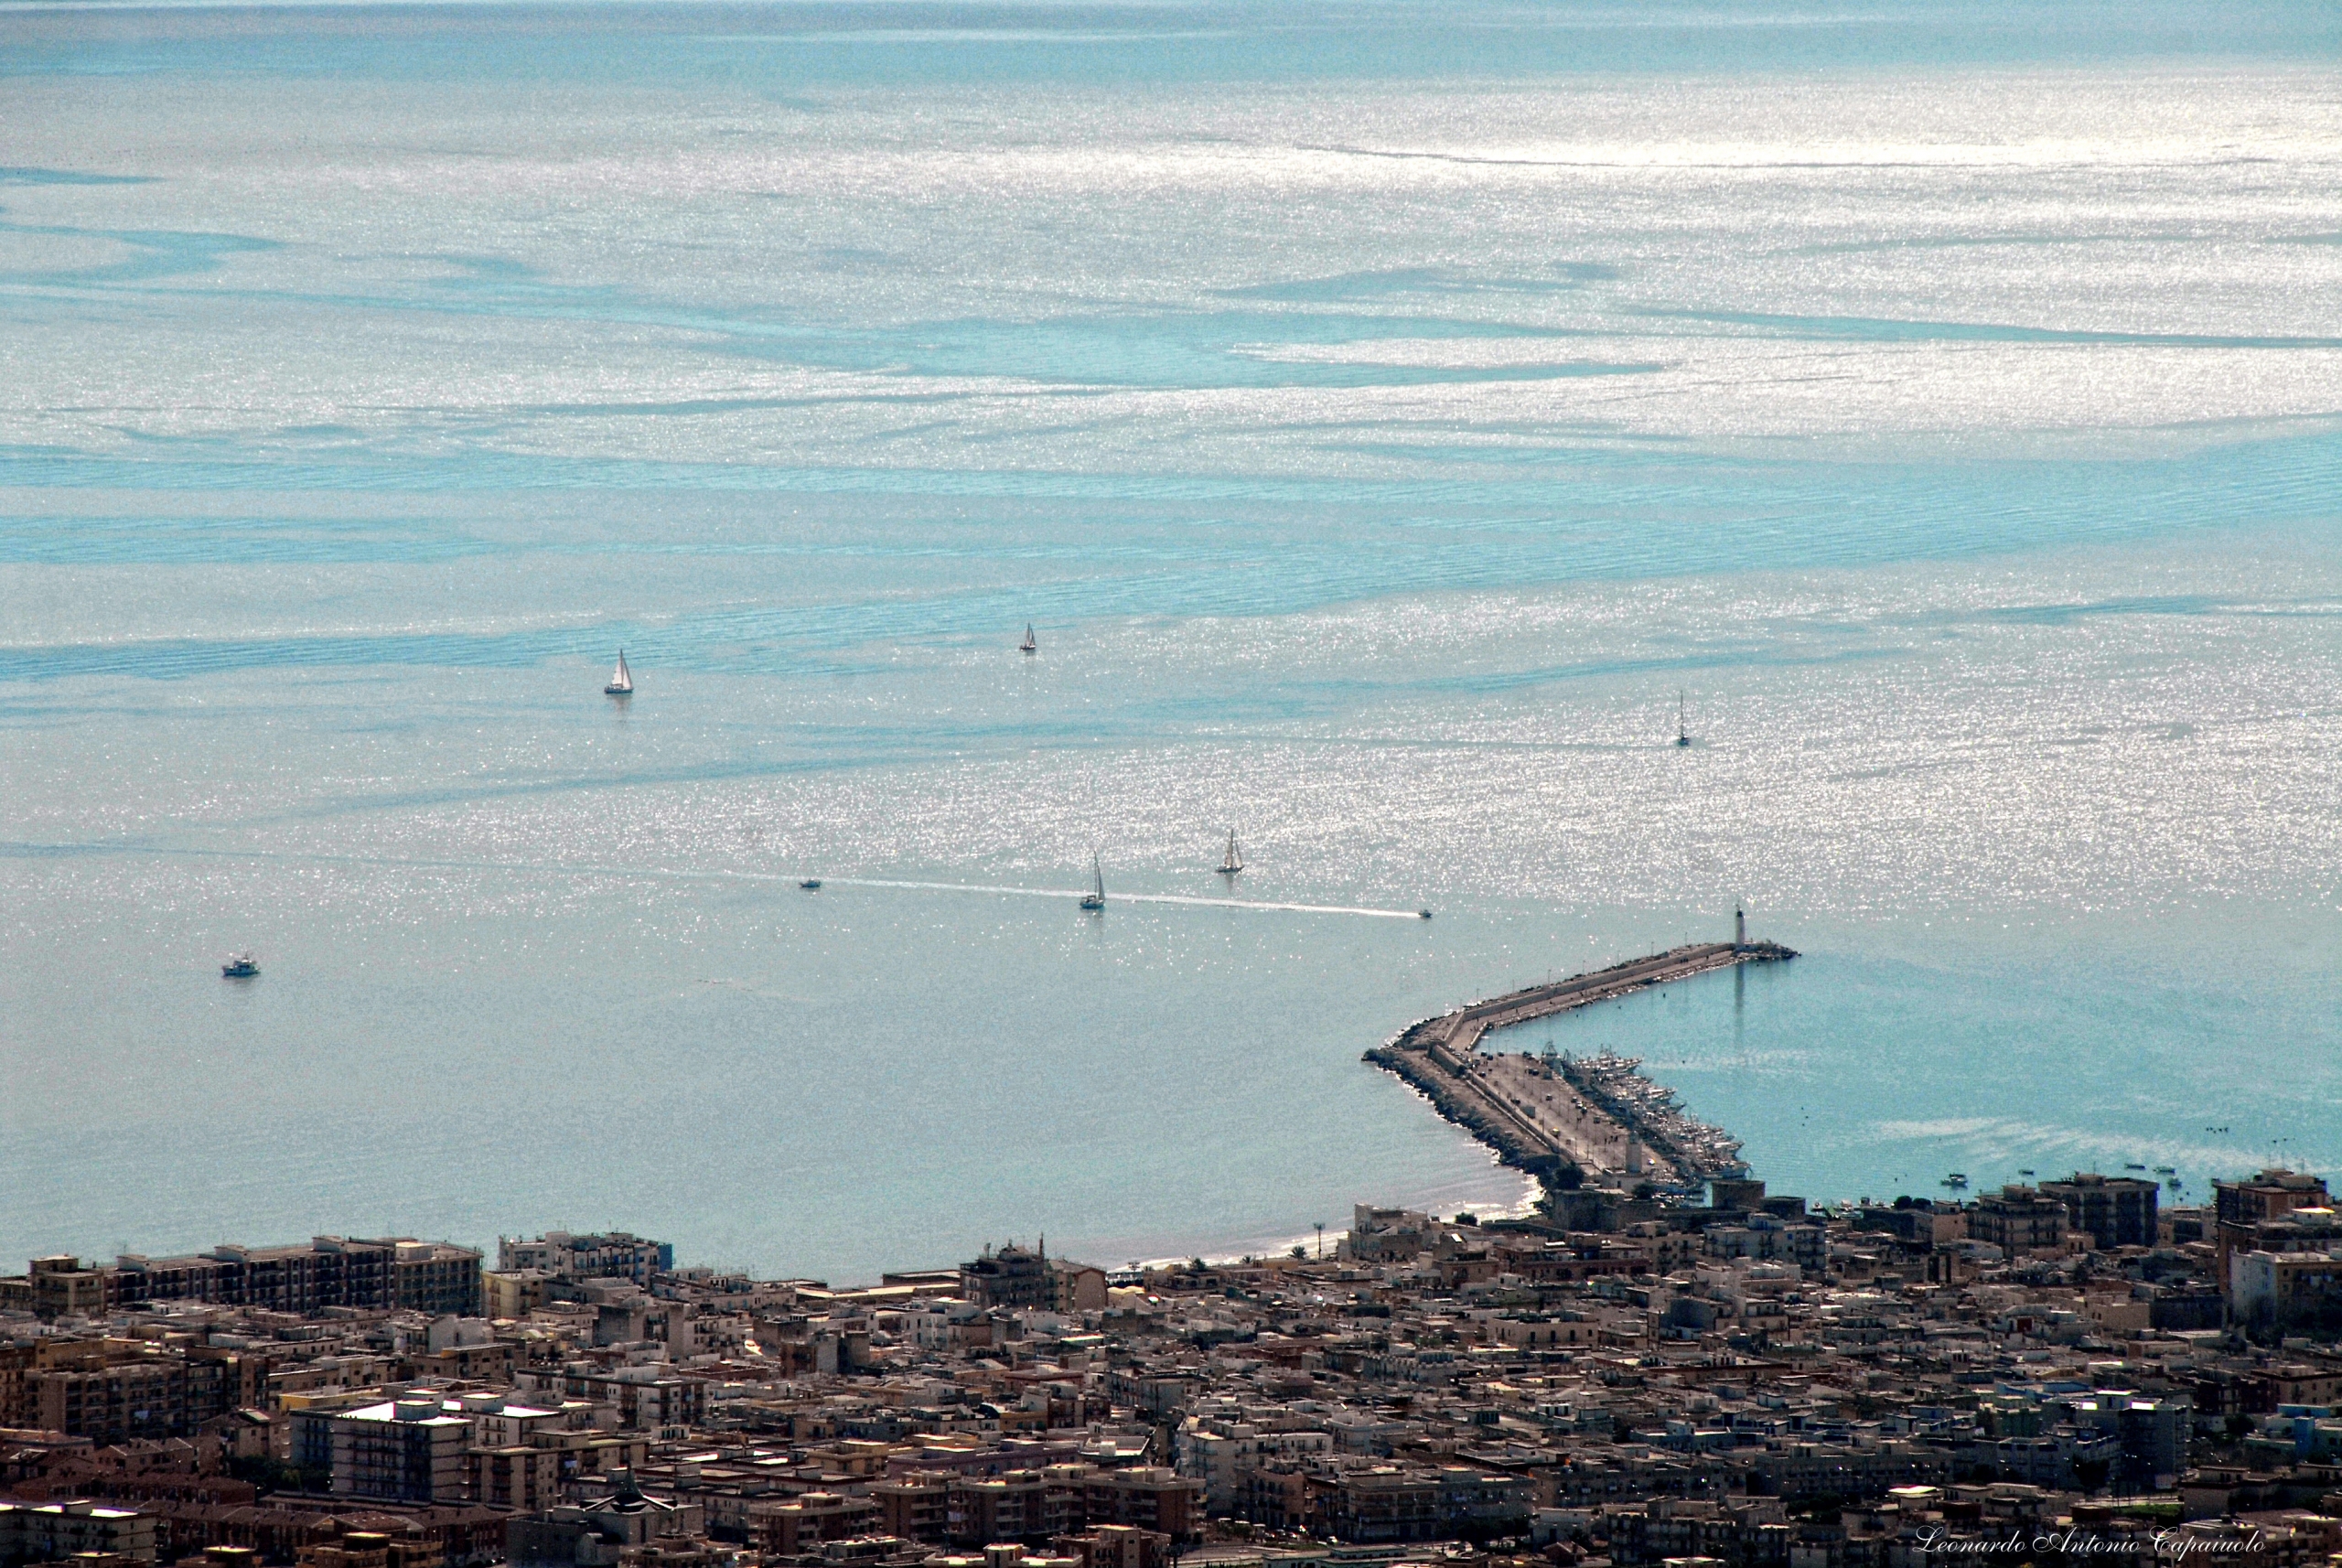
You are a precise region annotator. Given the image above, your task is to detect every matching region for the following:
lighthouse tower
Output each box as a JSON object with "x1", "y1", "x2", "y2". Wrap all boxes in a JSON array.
[{"x1": 1734, "y1": 906, "x2": 1746, "y2": 949}]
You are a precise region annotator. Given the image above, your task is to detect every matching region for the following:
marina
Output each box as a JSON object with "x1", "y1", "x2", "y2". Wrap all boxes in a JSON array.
[{"x1": 1366, "y1": 936, "x2": 1796, "y2": 1194}]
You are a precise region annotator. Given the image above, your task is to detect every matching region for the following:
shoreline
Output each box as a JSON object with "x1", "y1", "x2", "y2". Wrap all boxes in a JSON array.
[{"x1": 1126, "y1": 1169, "x2": 1546, "y2": 1273}]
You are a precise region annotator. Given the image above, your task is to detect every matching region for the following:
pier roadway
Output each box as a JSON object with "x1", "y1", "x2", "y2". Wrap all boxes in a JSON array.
[
  {"x1": 1463, "y1": 1050, "x2": 1638, "y2": 1176},
  {"x1": 1365, "y1": 940, "x2": 1796, "y2": 1187}
]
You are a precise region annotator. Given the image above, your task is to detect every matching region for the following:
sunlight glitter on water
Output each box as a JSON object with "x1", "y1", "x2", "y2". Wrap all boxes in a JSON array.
[{"x1": 2, "y1": 5, "x2": 2338, "y2": 1279}]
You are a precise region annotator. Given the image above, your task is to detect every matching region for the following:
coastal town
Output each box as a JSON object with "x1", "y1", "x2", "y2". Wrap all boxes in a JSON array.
[
  {"x1": 9, "y1": 943, "x2": 2342, "y2": 1568},
  {"x1": 9, "y1": 1163, "x2": 2342, "y2": 1568},
  {"x1": 8, "y1": 6, "x2": 2332, "y2": 1568}
]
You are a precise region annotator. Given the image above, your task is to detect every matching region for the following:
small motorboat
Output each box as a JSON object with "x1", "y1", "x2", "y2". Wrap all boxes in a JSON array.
[
  {"x1": 1418, "y1": 908, "x2": 1434, "y2": 920},
  {"x1": 220, "y1": 952, "x2": 260, "y2": 979},
  {"x1": 800, "y1": 879, "x2": 822, "y2": 891},
  {"x1": 605, "y1": 650, "x2": 634, "y2": 696}
]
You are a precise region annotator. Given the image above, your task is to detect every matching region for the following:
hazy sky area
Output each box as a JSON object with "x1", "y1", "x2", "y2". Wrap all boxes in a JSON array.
[{"x1": 1, "y1": 0, "x2": 2337, "y2": 1281}]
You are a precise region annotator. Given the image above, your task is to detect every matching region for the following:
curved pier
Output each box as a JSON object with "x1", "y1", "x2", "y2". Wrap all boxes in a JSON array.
[{"x1": 1364, "y1": 940, "x2": 1796, "y2": 1190}]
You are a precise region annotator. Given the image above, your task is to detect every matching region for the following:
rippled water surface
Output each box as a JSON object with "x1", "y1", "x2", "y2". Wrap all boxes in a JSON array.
[{"x1": 3, "y1": 0, "x2": 2339, "y2": 1278}]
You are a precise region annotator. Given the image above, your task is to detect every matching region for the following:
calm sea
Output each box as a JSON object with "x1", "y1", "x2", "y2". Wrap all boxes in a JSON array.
[{"x1": 2, "y1": 0, "x2": 2338, "y2": 1281}]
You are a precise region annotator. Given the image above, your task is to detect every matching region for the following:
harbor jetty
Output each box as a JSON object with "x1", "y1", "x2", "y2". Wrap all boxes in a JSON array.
[{"x1": 1364, "y1": 937, "x2": 1795, "y2": 1193}]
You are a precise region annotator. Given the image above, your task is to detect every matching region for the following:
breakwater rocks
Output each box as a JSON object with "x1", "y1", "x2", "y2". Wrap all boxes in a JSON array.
[{"x1": 1366, "y1": 1041, "x2": 1580, "y2": 1182}]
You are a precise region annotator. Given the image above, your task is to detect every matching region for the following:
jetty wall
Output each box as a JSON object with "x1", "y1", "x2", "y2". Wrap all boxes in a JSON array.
[
  {"x1": 1365, "y1": 940, "x2": 1796, "y2": 1191},
  {"x1": 1367, "y1": 1048, "x2": 1574, "y2": 1182}
]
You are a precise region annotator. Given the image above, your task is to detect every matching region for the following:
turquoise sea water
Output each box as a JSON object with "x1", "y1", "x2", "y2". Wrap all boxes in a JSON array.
[{"x1": 3, "y1": 0, "x2": 2339, "y2": 1280}]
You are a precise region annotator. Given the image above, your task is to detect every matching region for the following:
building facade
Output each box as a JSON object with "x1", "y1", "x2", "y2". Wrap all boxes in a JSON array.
[
  {"x1": 328, "y1": 1400, "x2": 474, "y2": 1504},
  {"x1": 22, "y1": 1238, "x2": 480, "y2": 1321},
  {"x1": 2041, "y1": 1174, "x2": 2160, "y2": 1251},
  {"x1": 496, "y1": 1232, "x2": 673, "y2": 1287},
  {"x1": 0, "y1": 1501, "x2": 157, "y2": 1565},
  {"x1": 27, "y1": 1346, "x2": 246, "y2": 1444},
  {"x1": 1968, "y1": 1187, "x2": 2069, "y2": 1255},
  {"x1": 2215, "y1": 1170, "x2": 2333, "y2": 1275},
  {"x1": 2232, "y1": 1251, "x2": 2342, "y2": 1336},
  {"x1": 961, "y1": 1246, "x2": 1055, "y2": 1311}
]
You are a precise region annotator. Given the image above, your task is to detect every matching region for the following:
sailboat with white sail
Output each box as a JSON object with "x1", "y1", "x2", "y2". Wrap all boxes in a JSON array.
[
  {"x1": 605, "y1": 650, "x2": 634, "y2": 697},
  {"x1": 1079, "y1": 854, "x2": 1106, "y2": 911},
  {"x1": 1218, "y1": 830, "x2": 1243, "y2": 876}
]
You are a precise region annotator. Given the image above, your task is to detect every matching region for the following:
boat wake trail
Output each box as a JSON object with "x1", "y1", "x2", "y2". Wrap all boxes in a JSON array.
[
  {"x1": 823, "y1": 876, "x2": 1424, "y2": 920},
  {"x1": 1, "y1": 842, "x2": 1428, "y2": 921}
]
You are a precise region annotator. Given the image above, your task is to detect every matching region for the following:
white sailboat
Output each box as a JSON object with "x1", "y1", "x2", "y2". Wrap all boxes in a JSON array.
[
  {"x1": 1018, "y1": 624, "x2": 1037, "y2": 655},
  {"x1": 605, "y1": 650, "x2": 634, "y2": 696},
  {"x1": 1079, "y1": 854, "x2": 1106, "y2": 911},
  {"x1": 1218, "y1": 830, "x2": 1243, "y2": 876}
]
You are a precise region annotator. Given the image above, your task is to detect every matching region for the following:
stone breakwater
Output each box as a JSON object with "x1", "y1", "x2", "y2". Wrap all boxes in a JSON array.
[{"x1": 1364, "y1": 940, "x2": 1797, "y2": 1192}]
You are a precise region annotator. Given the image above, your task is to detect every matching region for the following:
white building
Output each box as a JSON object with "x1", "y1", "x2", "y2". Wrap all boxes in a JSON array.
[{"x1": 499, "y1": 1231, "x2": 673, "y2": 1286}]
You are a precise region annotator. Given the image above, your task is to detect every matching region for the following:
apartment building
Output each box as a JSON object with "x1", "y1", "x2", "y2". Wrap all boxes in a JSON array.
[
  {"x1": 27, "y1": 1346, "x2": 246, "y2": 1444},
  {"x1": 470, "y1": 1445, "x2": 565, "y2": 1512},
  {"x1": 2040, "y1": 1173, "x2": 2160, "y2": 1251},
  {"x1": 496, "y1": 1233, "x2": 673, "y2": 1288},
  {"x1": 1968, "y1": 1187, "x2": 2070, "y2": 1256},
  {"x1": 328, "y1": 1399, "x2": 474, "y2": 1504},
  {"x1": 18, "y1": 1238, "x2": 480, "y2": 1321},
  {"x1": 0, "y1": 1500, "x2": 157, "y2": 1565}
]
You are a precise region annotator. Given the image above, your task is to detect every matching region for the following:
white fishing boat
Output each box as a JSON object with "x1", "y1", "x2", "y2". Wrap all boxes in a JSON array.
[
  {"x1": 605, "y1": 650, "x2": 634, "y2": 696},
  {"x1": 1218, "y1": 830, "x2": 1243, "y2": 875},
  {"x1": 1079, "y1": 854, "x2": 1106, "y2": 911},
  {"x1": 1019, "y1": 624, "x2": 1037, "y2": 654}
]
